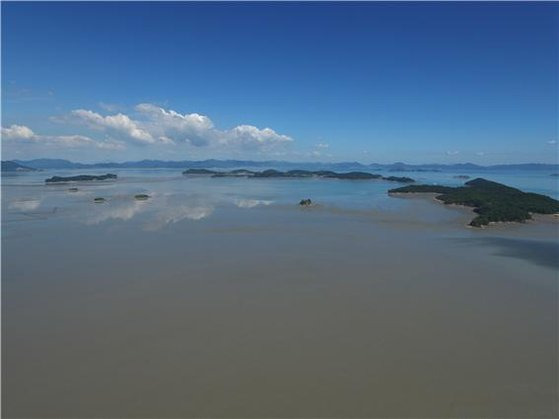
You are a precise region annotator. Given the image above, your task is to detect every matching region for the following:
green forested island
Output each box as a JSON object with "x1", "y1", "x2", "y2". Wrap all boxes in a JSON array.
[
  {"x1": 183, "y1": 168, "x2": 414, "y2": 183},
  {"x1": 45, "y1": 174, "x2": 117, "y2": 183},
  {"x1": 389, "y1": 178, "x2": 559, "y2": 227}
]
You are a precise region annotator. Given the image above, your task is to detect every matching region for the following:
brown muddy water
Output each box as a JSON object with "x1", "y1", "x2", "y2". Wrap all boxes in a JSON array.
[{"x1": 2, "y1": 172, "x2": 558, "y2": 418}]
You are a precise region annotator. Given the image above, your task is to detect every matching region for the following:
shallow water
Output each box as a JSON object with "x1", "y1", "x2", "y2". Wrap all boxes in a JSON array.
[{"x1": 2, "y1": 169, "x2": 558, "y2": 418}]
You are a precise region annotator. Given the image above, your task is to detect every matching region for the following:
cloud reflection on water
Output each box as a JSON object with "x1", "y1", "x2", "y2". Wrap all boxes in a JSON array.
[
  {"x1": 8, "y1": 199, "x2": 42, "y2": 211},
  {"x1": 82, "y1": 193, "x2": 274, "y2": 230},
  {"x1": 234, "y1": 199, "x2": 273, "y2": 208},
  {"x1": 85, "y1": 197, "x2": 149, "y2": 224},
  {"x1": 144, "y1": 194, "x2": 215, "y2": 230}
]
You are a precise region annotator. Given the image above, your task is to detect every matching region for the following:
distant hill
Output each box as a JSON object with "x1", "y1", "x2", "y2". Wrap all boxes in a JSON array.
[
  {"x1": 14, "y1": 158, "x2": 372, "y2": 171},
  {"x1": 11, "y1": 158, "x2": 559, "y2": 172},
  {"x1": 13, "y1": 158, "x2": 89, "y2": 170},
  {"x1": 1, "y1": 161, "x2": 38, "y2": 172}
]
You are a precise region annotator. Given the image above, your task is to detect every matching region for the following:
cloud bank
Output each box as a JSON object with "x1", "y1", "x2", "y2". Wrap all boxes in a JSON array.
[
  {"x1": 1, "y1": 124, "x2": 123, "y2": 150},
  {"x1": 70, "y1": 109, "x2": 155, "y2": 144},
  {"x1": 64, "y1": 103, "x2": 293, "y2": 151},
  {"x1": 2, "y1": 103, "x2": 293, "y2": 155}
]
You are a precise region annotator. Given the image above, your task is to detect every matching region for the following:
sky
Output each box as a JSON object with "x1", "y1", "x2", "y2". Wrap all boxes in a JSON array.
[{"x1": 1, "y1": 1, "x2": 558, "y2": 164}]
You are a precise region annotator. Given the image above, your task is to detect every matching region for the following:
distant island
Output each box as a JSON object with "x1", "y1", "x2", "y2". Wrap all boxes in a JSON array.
[
  {"x1": 45, "y1": 174, "x2": 117, "y2": 183},
  {"x1": 389, "y1": 178, "x2": 559, "y2": 227},
  {"x1": 1, "y1": 161, "x2": 37, "y2": 172},
  {"x1": 183, "y1": 168, "x2": 415, "y2": 183}
]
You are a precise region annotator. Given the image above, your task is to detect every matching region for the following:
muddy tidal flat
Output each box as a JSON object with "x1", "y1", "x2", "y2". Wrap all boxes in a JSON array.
[{"x1": 2, "y1": 170, "x2": 558, "y2": 418}]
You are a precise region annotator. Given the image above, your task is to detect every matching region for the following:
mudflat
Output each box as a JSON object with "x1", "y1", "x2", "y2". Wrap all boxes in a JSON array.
[{"x1": 2, "y1": 173, "x2": 557, "y2": 418}]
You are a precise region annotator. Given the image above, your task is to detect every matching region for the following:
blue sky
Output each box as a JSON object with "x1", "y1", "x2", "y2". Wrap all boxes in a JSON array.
[{"x1": 2, "y1": 1, "x2": 558, "y2": 164}]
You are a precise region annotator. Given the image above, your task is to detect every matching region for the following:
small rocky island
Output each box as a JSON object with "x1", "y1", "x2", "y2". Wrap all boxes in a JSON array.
[
  {"x1": 45, "y1": 173, "x2": 117, "y2": 183},
  {"x1": 389, "y1": 178, "x2": 559, "y2": 227},
  {"x1": 183, "y1": 169, "x2": 414, "y2": 183}
]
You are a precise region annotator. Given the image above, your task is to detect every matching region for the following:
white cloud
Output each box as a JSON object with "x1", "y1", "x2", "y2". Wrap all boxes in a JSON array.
[
  {"x1": 70, "y1": 109, "x2": 156, "y2": 144},
  {"x1": 225, "y1": 124, "x2": 292, "y2": 150},
  {"x1": 45, "y1": 134, "x2": 124, "y2": 150},
  {"x1": 307, "y1": 142, "x2": 332, "y2": 159},
  {"x1": 98, "y1": 102, "x2": 123, "y2": 112},
  {"x1": 547, "y1": 139, "x2": 557, "y2": 145},
  {"x1": 476, "y1": 151, "x2": 485, "y2": 156},
  {"x1": 445, "y1": 150, "x2": 460, "y2": 156},
  {"x1": 1, "y1": 124, "x2": 124, "y2": 150},
  {"x1": 135, "y1": 103, "x2": 215, "y2": 146},
  {"x1": 1, "y1": 124, "x2": 35, "y2": 140},
  {"x1": 63, "y1": 103, "x2": 293, "y2": 152},
  {"x1": 7, "y1": 103, "x2": 293, "y2": 156}
]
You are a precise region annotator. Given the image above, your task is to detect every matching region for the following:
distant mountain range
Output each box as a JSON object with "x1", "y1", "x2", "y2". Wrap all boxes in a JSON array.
[{"x1": 2, "y1": 158, "x2": 558, "y2": 172}]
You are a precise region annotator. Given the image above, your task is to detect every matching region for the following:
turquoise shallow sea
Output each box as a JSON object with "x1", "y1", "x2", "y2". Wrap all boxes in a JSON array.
[{"x1": 3, "y1": 166, "x2": 558, "y2": 217}]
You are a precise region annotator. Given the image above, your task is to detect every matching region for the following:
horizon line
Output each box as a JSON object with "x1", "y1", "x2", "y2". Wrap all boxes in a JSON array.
[{"x1": 5, "y1": 158, "x2": 559, "y2": 168}]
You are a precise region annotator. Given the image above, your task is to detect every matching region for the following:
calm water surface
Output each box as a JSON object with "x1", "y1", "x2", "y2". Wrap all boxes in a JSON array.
[{"x1": 2, "y1": 169, "x2": 558, "y2": 418}]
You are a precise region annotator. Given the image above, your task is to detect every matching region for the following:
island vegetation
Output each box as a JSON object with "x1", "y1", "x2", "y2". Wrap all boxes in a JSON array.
[
  {"x1": 382, "y1": 175, "x2": 415, "y2": 183},
  {"x1": 183, "y1": 168, "x2": 415, "y2": 183},
  {"x1": 45, "y1": 174, "x2": 117, "y2": 183},
  {"x1": 389, "y1": 178, "x2": 559, "y2": 227},
  {"x1": 182, "y1": 168, "x2": 217, "y2": 175},
  {"x1": 134, "y1": 194, "x2": 150, "y2": 200},
  {"x1": 299, "y1": 199, "x2": 312, "y2": 207}
]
